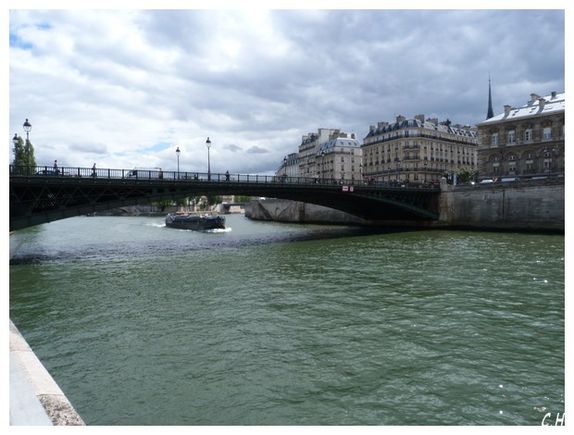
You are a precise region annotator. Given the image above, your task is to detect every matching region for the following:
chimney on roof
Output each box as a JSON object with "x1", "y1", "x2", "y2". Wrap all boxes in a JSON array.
[
  {"x1": 396, "y1": 115, "x2": 406, "y2": 123},
  {"x1": 369, "y1": 125, "x2": 375, "y2": 133},
  {"x1": 538, "y1": 97, "x2": 546, "y2": 111},
  {"x1": 351, "y1": 133, "x2": 355, "y2": 139},
  {"x1": 504, "y1": 105, "x2": 513, "y2": 117},
  {"x1": 551, "y1": 91, "x2": 557, "y2": 99},
  {"x1": 414, "y1": 114, "x2": 425, "y2": 123},
  {"x1": 530, "y1": 93, "x2": 541, "y2": 105}
]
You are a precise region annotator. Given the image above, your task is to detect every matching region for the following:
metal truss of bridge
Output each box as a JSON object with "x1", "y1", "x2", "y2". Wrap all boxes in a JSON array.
[{"x1": 9, "y1": 165, "x2": 440, "y2": 231}]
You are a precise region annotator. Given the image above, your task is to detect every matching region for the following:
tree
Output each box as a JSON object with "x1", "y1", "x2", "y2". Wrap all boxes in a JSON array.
[
  {"x1": 457, "y1": 168, "x2": 478, "y2": 184},
  {"x1": 24, "y1": 138, "x2": 37, "y2": 169},
  {"x1": 206, "y1": 195, "x2": 222, "y2": 206},
  {"x1": 12, "y1": 135, "x2": 37, "y2": 173},
  {"x1": 12, "y1": 135, "x2": 25, "y2": 168},
  {"x1": 235, "y1": 195, "x2": 253, "y2": 203}
]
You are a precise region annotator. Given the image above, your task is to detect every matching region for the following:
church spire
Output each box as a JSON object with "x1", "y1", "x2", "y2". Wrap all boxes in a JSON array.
[{"x1": 486, "y1": 75, "x2": 494, "y2": 119}]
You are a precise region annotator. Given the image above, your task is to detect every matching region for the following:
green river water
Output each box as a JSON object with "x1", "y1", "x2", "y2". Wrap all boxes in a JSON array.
[{"x1": 9, "y1": 215, "x2": 564, "y2": 425}]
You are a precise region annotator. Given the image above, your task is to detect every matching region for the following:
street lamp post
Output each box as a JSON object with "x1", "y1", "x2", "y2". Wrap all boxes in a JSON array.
[
  {"x1": 424, "y1": 160, "x2": 428, "y2": 184},
  {"x1": 176, "y1": 147, "x2": 180, "y2": 179},
  {"x1": 206, "y1": 137, "x2": 211, "y2": 181},
  {"x1": 283, "y1": 156, "x2": 288, "y2": 176},
  {"x1": 320, "y1": 150, "x2": 326, "y2": 182},
  {"x1": 23, "y1": 119, "x2": 32, "y2": 141}
]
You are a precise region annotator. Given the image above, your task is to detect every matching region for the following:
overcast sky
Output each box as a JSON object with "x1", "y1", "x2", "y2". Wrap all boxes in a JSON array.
[{"x1": 8, "y1": 8, "x2": 565, "y2": 175}]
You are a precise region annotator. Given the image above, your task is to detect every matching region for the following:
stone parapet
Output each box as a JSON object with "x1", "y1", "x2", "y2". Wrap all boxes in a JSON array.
[{"x1": 10, "y1": 320, "x2": 84, "y2": 426}]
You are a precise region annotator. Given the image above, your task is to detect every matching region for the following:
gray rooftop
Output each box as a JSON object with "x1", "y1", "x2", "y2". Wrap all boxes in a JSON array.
[
  {"x1": 365, "y1": 117, "x2": 477, "y2": 140},
  {"x1": 478, "y1": 92, "x2": 565, "y2": 126}
]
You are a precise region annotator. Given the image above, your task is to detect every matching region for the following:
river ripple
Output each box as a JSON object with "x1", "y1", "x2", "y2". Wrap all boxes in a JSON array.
[{"x1": 10, "y1": 215, "x2": 564, "y2": 425}]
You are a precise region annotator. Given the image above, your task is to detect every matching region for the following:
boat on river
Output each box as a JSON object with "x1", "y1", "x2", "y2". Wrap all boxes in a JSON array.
[{"x1": 165, "y1": 212, "x2": 225, "y2": 231}]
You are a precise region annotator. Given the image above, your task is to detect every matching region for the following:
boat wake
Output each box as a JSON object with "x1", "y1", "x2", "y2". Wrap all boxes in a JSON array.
[{"x1": 206, "y1": 227, "x2": 232, "y2": 233}]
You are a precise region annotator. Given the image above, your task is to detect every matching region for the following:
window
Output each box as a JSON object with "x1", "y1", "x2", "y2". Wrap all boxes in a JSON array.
[
  {"x1": 491, "y1": 133, "x2": 499, "y2": 146},
  {"x1": 543, "y1": 127, "x2": 552, "y2": 141},
  {"x1": 524, "y1": 129, "x2": 532, "y2": 143},
  {"x1": 508, "y1": 161, "x2": 516, "y2": 174},
  {"x1": 507, "y1": 130, "x2": 516, "y2": 144}
]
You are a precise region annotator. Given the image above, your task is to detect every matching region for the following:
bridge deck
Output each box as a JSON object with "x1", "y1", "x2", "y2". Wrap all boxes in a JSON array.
[{"x1": 10, "y1": 165, "x2": 441, "y2": 230}]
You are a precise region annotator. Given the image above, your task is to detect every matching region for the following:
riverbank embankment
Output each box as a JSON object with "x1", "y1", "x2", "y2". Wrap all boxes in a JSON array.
[
  {"x1": 245, "y1": 178, "x2": 564, "y2": 233},
  {"x1": 438, "y1": 178, "x2": 563, "y2": 232},
  {"x1": 10, "y1": 320, "x2": 84, "y2": 425}
]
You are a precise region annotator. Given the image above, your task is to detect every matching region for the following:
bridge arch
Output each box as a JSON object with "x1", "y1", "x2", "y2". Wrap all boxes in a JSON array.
[{"x1": 9, "y1": 165, "x2": 440, "y2": 231}]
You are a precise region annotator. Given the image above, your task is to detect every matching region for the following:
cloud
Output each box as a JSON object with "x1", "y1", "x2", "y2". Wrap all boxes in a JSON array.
[
  {"x1": 223, "y1": 144, "x2": 243, "y2": 153},
  {"x1": 70, "y1": 142, "x2": 108, "y2": 155},
  {"x1": 9, "y1": 9, "x2": 565, "y2": 174},
  {"x1": 246, "y1": 146, "x2": 269, "y2": 154}
]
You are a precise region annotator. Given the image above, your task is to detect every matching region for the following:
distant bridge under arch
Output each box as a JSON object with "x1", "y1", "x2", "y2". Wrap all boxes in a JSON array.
[{"x1": 9, "y1": 165, "x2": 441, "y2": 231}]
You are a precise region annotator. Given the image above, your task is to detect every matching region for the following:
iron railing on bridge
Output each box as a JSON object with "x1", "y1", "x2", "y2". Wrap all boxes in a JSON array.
[{"x1": 9, "y1": 165, "x2": 440, "y2": 190}]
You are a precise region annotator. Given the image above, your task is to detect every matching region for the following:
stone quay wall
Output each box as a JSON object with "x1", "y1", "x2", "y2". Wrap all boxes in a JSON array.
[
  {"x1": 438, "y1": 179, "x2": 564, "y2": 232},
  {"x1": 245, "y1": 179, "x2": 564, "y2": 232}
]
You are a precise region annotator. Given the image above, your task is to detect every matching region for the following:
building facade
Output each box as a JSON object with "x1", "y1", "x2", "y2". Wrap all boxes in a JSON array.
[
  {"x1": 298, "y1": 128, "x2": 361, "y2": 180},
  {"x1": 476, "y1": 91, "x2": 565, "y2": 179},
  {"x1": 362, "y1": 115, "x2": 478, "y2": 184},
  {"x1": 317, "y1": 136, "x2": 362, "y2": 181},
  {"x1": 275, "y1": 152, "x2": 300, "y2": 177}
]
